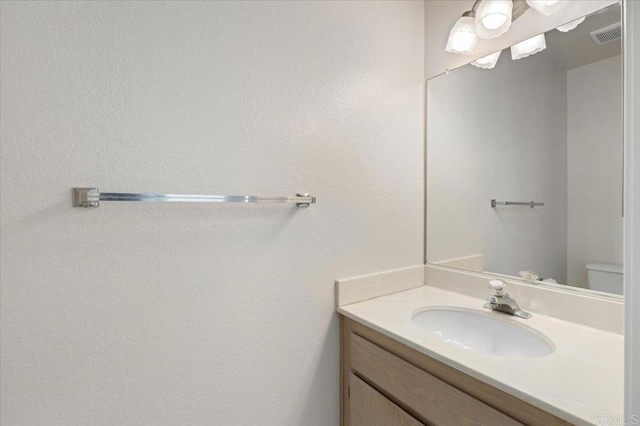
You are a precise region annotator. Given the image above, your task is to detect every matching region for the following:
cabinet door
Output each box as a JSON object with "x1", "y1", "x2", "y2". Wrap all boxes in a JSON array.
[{"x1": 349, "y1": 373, "x2": 424, "y2": 426}]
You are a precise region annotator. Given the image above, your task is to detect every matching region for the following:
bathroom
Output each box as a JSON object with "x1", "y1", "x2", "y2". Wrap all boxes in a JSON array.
[{"x1": 0, "y1": 1, "x2": 638, "y2": 425}]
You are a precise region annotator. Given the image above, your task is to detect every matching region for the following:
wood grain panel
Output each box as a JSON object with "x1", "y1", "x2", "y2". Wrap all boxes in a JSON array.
[
  {"x1": 340, "y1": 316, "x2": 351, "y2": 425},
  {"x1": 350, "y1": 332, "x2": 522, "y2": 426},
  {"x1": 349, "y1": 373, "x2": 425, "y2": 426}
]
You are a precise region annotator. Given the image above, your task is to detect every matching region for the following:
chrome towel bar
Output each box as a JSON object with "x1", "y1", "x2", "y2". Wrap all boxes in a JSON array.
[
  {"x1": 491, "y1": 199, "x2": 544, "y2": 208},
  {"x1": 72, "y1": 188, "x2": 316, "y2": 208}
]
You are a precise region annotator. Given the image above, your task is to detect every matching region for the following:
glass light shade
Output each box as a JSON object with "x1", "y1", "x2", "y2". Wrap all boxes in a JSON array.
[
  {"x1": 445, "y1": 16, "x2": 478, "y2": 54},
  {"x1": 475, "y1": 0, "x2": 513, "y2": 39},
  {"x1": 511, "y1": 34, "x2": 547, "y2": 60},
  {"x1": 526, "y1": 0, "x2": 566, "y2": 16},
  {"x1": 471, "y1": 50, "x2": 502, "y2": 69},
  {"x1": 556, "y1": 16, "x2": 586, "y2": 32}
]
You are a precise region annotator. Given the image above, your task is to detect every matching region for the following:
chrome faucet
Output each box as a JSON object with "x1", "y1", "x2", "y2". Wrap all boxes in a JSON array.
[{"x1": 483, "y1": 280, "x2": 532, "y2": 319}]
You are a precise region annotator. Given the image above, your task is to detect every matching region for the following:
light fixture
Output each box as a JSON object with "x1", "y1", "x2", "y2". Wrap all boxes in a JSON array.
[
  {"x1": 475, "y1": 0, "x2": 513, "y2": 39},
  {"x1": 556, "y1": 16, "x2": 586, "y2": 32},
  {"x1": 444, "y1": 0, "x2": 588, "y2": 67},
  {"x1": 471, "y1": 50, "x2": 502, "y2": 69},
  {"x1": 511, "y1": 34, "x2": 546, "y2": 60},
  {"x1": 446, "y1": 11, "x2": 479, "y2": 54},
  {"x1": 526, "y1": 0, "x2": 566, "y2": 16}
]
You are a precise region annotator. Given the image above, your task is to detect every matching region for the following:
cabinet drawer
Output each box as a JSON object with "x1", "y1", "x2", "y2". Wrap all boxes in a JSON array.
[
  {"x1": 350, "y1": 373, "x2": 424, "y2": 426},
  {"x1": 350, "y1": 333, "x2": 522, "y2": 426}
]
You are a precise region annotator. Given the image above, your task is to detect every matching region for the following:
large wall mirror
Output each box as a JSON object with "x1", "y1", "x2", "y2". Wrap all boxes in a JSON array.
[{"x1": 426, "y1": 3, "x2": 623, "y2": 296}]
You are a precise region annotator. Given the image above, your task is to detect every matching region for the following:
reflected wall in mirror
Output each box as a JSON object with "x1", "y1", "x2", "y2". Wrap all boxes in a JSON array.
[{"x1": 426, "y1": 4, "x2": 623, "y2": 295}]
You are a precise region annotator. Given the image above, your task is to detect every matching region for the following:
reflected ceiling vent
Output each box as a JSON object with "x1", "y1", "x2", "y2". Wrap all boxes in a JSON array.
[{"x1": 590, "y1": 22, "x2": 622, "y2": 45}]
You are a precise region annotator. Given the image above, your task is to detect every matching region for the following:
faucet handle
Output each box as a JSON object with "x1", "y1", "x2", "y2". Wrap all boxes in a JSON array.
[{"x1": 489, "y1": 279, "x2": 506, "y2": 296}]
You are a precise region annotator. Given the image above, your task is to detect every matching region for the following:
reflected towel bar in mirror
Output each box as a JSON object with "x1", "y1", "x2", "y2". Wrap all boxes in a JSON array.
[
  {"x1": 491, "y1": 199, "x2": 544, "y2": 208},
  {"x1": 72, "y1": 188, "x2": 316, "y2": 208}
]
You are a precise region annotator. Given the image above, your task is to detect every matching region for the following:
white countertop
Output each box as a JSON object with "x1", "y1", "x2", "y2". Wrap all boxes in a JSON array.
[{"x1": 337, "y1": 285, "x2": 623, "y2": 426}]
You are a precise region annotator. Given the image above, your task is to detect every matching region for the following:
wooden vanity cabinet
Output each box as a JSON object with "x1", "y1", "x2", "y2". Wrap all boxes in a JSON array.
[
  {"x1": 349, "y1": 373, "x2": 424, "y2": 426},
  {"x1": 340, "y1": 316, "x2": 572, "y2": 426}
]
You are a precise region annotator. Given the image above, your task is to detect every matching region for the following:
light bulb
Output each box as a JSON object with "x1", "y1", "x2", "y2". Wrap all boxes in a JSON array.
[
  {"x1": 475, "y1": 0, "x2": 513, "y2": 39},
  {"x1": 526, "y1": 0, "x2": 566, "y2": 15},
  {"x1": 446, "y1": 15, "x2": 478, "y2": 54},
  {"x1": 482, "y1": 14, "x2": 508, "y2": 30},
  {"x1": 471, "y1": 50, "x2": 502, "y2": 69},
  {"x1": 556, "y1": 16, "x2": 586, "y2": 32},
  {"x1": 511, "y1": 34, "x2": 546, "y2": 60}
]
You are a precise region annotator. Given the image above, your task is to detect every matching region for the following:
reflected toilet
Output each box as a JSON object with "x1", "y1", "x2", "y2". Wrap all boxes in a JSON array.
[{"x1": 586, "y1": 262, "x2": 623, "y2": 295}]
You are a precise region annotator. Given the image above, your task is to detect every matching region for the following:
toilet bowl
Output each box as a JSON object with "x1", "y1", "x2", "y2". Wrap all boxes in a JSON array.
[{"x1": 586, "y1": 262, "x2": 623, "y2": 295}]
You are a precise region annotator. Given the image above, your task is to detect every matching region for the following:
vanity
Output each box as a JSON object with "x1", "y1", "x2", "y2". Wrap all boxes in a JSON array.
[
  {"x1": 337, "y1": 283, "x2": 623, "y2": 426},
  {"x1": 341, "y1": 318, "x2": 548, "y2": 426}
]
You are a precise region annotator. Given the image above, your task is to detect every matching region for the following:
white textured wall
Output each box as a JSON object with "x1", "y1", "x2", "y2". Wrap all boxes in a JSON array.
[
  {"x1": 0, "y1": 2, "x2": 425, "y2": 425},
  {"x1": 567, "y1": 55, "x2": 623, "y2": 287},
  {"x1": 427, "y1": 52, "x2": 568, "y2": 282}
]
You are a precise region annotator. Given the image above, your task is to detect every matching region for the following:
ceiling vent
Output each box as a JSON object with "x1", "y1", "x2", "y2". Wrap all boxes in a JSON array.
[{"x1": 590, "y1": 22, "x2": 622, "y2": 45}]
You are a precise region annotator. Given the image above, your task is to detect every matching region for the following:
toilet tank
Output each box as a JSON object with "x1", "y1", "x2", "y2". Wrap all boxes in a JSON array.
[{"x1": 586, "y1": 262, "x2": 623, "y2": 295}]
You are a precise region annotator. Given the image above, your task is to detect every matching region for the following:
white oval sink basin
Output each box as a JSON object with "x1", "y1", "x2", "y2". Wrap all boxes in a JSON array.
[{"x1": 412, "y1": 307, "x2": 554, "y2": 358}]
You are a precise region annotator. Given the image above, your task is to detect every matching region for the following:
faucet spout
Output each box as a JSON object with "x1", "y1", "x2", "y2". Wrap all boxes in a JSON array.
[{"x1": 483, "y1": 280, "x2": 532, "y2": 319}]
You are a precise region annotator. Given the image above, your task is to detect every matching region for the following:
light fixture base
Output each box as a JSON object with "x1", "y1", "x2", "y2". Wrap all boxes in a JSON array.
[{"x1": 512, "y1": 0, "x2": 530, "y2": 21}]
